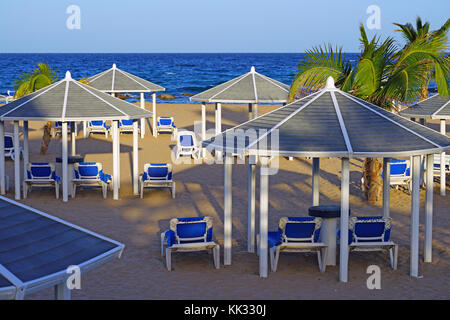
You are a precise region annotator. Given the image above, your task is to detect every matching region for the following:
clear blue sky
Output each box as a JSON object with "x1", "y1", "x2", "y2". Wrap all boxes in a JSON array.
[{"x1": 1, "y1": 0, "x2": 448, "y2": 53}]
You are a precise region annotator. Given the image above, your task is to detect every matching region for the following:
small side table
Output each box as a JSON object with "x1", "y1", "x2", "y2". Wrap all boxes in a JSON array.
[
  {"x1": 56, "y1": 155, "x2": 84, "y2": 197},
  {"x1": 309, "y1": 205, "x2": 348, "y2": 266}
]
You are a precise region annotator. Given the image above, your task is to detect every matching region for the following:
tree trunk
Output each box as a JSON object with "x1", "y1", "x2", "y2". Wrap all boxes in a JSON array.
[
  {"x1": 40, "y1": 122, "x2": 52, "y2": 155},
  {"x1": 362, "y1": 158, "x2": 383, "y2": 203}
]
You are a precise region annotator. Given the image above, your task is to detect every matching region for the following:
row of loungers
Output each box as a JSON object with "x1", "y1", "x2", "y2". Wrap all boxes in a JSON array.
[
  {"x1": 58, "y1": 117, "x2": 176, "y2": 138},
  {"x1": 22, "y1": 162, "x2": 175, "y2": 199},
  {"x1": 161, "y1": 215, "x2": 397, "y2": 272}
]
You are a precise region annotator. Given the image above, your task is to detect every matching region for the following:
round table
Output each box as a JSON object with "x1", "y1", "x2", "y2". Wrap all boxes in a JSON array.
[
  {"x1": 309, "y1": 205, "x2": 348, "y2": 266},
  {"x1": 56, "y1": 155, "x2": 84, "y2": 197}
]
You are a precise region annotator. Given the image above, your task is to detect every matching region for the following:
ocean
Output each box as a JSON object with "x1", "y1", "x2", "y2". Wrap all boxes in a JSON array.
[{"x1": 0, "y1": 53, "x2": 437, "y2": 104}]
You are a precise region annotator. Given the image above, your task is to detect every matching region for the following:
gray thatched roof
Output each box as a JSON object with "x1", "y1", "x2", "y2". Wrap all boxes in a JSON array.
[
  {"x1": 190, "y1": 66, "x2": 289, "y2": 103},
  {"x1": 400, "y1": 94, "x2": 450, "y2": 119},
  {"x1": 0, "y1": 196, "x2": 124, "y2": 299},
  {"x1": 0, "y1": 71, "x2": 153, "y2": 122},
  {"x1": 88, "y1": 64, "x2": 165, "y2": 93},
  {"x1": 204, "y1": 77, "x2": 450, "y2": 158}
]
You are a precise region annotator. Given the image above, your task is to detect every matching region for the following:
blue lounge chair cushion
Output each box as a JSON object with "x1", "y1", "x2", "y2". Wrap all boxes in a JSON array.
[
  {"x1": 4, "y1": 136, "x2": 13, "y2": 149},
  {"x1": 165, "y1": 217, "x2": 213, "y2": 247},
  {"x1": 158, "y1": 118, "x2": 175, "y2": 127},
  {"x1": 269, "y1": 217, "x2": 321, "y2": 247},
  {"x1": 180, "y1": 135, "x2": 194, "y2": 147},
  {"x1": 338, "y1": 216, "x2": 391, "y2": 245},
  {"x1": 143, "y1": 166, "x2": 172, "y2": 181},
  {"x1": 27, "y1": 163, "x2": 60, "y2": 182},
  {"x1": 74, "y1": 163, "x2": 111, "y2": 183},
  {"x1": 120, "y1": 120, "x2": 134, "y2": 126}
]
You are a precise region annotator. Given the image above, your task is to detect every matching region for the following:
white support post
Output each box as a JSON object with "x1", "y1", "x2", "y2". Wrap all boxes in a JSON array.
[
  {"x1": 424, "y1": 154, "x2": 434, "y2": 263},
  {"x1": 312, "y1": 158, "x2": 320, "y2": 206},
  {"x1": 339, "y1": 157, "x2": 350, "y2": 282},
  {"x1": 253, "y1": 103, "x2": 258, "y2": 119},
  {"x1": 248, "y1": 103, "x2": 253, "y2": 120},
  {"x1": 13, "y1": 121, "x2": 20, "y2": 200},
  {"x1": 0, "y1": 121, "x2": 5, "y2": 195},
  {"x1": 54, "y1": 283, "x2": 71, "y2": 300},
  {"x1": 224, "y1": 155, "x2": 233, "y2": 265},
  {"x1": 70, "y1": 122, "x2": 76, "y2": 155},
  {"x1": 215, "y1": 103, "x2": 218, "y2": 135},
  {"x1": 248, "y1": 158, "x2": 256, "y2": 253},
  {"x1": 259, "y1": 157, "x2": 269, "y2": 278},
  {"x1": 152, "y1": 92, "x2": 157, "y2": 138},
  {"x1": 83, "y1": 121, "x2": 87, "y2": 138},
  {"x1": 23, "y1": 121, "x2": 29, "y2": 182},
  {"x1": 410, "y1": 155, "x2": 421, "y2": 278},
  {"x1": 217, "y1": 103, "x2": 222, "y2": 134},
  {"x1": 440, "y1": 119, "x2": 446, "y2": 196},
  {"x1": 112, "y1": 121, "x2": 119, "y2": 200},
  {"x1": 132, "y1": 120, "x2": 139, "y2": 195},
  {"x1": 201, "y1": 102, "x2": 206, "y2": 158},
  {"x1": 62, "y1": 122, "x2": 68, "y2": 202},
  {"x1": 382, "y1": 158, "x2": 391, "y2": 218},
  {"x1": 140, "y1": 93, "x2": 146, "y2": 139}
]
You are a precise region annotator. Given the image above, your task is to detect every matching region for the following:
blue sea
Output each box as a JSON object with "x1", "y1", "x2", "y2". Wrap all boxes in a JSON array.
[{"x1": 0, "y1": 53, "x2": 437, "y2": 104}]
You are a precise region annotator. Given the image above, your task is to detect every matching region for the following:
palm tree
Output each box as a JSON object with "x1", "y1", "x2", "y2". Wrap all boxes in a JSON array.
[
  {"x1": 393, "y1": 17, "x2": 450, "y2": 99},
  {"x1": 289, "y1": 19, "x2": 449, "y2": 202},
  {"x1": 13, "y1": 63, "x2": 59, "y2": 99}
]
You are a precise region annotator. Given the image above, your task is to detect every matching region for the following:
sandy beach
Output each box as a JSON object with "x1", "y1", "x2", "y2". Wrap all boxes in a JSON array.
[{"x1": 3, "y1": 102, "x2": 449, "y2": 300}]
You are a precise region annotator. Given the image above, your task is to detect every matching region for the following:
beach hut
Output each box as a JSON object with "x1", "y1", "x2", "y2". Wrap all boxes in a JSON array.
[
  {"x1": 0, "y1": 71, "x2": 153, "y2": 202},
  {"x1": 0, "y1": 196, "x2": 124, "y2": 300},
  {"x1": 204, "y1": 77, "x2": 450, "y2": 281},
  {"x1": 88, "y1": 64, "x2": 165, "y2": 138},
  {"x1": 190, "y1": 66, "x2": 289, "y2": 149},
  {"x1": 400, "y1": 94, "x2": 450, "y2": 196}
]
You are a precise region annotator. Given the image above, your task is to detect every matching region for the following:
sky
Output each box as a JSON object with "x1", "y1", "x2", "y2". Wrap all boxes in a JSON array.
[{"x1": 1, "y1": 0, "x2": 449, "y2": 53}]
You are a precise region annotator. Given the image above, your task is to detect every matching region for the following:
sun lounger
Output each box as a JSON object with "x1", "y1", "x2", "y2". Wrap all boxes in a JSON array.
[
  {"x1": 344, "y1": 216, "x2": 398, "y2": 269},
  {"x1": 118, "y1": 119, "x2": 140, "y2": 134},
  {"x1": 266, "y1": 217, "x2": 328, "y2": 273},
  {"x1": 51, "y1": 121, "x2": 76, "y2": 137},
  {"x1": 23, "y1": 162, "x2": 60, "y2": 199},
  {"x1": 87, "y1": 120, "x2": 110, "y2": 138},
  {"x1": 161, "y1": 216, "x2": 220, "y2": 271},
  {"x1": 156, "y1": 116, "x2": 176, "y2": 134},
  {"x1": 433, "y1": 153, "x2": 450, "y2": 175},
  {"x1": 139, "y1": 163, "x2": 175, "y2": 199},
  {"x1": 4, "y1": 133, "x2": 22, "y2": 160},
  {"x1": 72, "y1": 162, "x2": 112, "y2": 199},
  {"x1": 386, "y1": 159, "x2": 412, "y2": 193},
  {"x1": 174, "y1": 130, "x2": 200, "y2": 159}
]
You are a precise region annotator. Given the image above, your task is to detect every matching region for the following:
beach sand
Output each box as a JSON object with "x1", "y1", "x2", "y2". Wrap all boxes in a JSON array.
[{"x1": 3, "y1": 102, "x2": 449, "y2": 300}]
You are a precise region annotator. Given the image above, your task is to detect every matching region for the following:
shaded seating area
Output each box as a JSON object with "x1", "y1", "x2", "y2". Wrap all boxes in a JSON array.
[
  {"x1": 345, "y1": 216, "x2": 398, "y2": 269},
  {"x1": 266, "y1": 217, "x2": 327, "y2": 273},
  {"x1": 72, "y1": 162, "x2": 112, "y2": 199},
  {"x1": 156, "y1": 116, "x2": 176, "y2": 134},
  {"x1": 174, "y1": 130, "x2": 200, "y2": 159},
  {"x1": 23, "y1": 162, "x2": 60, "y2": 199},
  {"x1": 203, "y1": 76, "x2": 450, "y2": 281},
  {"x1": 87, "y1": 120, "x2": 110, "y2": 138},
  {"x1": 139, "y1": 163, "x2": 175, "y2": 199},
  {"x1": 0, "y1": 196, "x2": 124, "y2": 300},
  {"x1": 0, "y1": 70, "x2": 153, "y2": 201},
  {"x1": 161, "y1": 216, "x2": 220, "y2": 271},
  {"x1": 88, "y1": 63, "x2": 165, "y2": 138}
]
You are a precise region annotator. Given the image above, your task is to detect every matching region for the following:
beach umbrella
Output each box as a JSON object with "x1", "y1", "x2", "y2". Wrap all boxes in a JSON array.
[
  {"x1": 0, "y1": 71, "x2": 153, "y2": 202},
  {"x1": 204, "y1": 77, "x2": 450, "y2": 281},
  {"x1": 190, "y1": 66, "x2": 289, "y2": 155},
  {"x1": 88, "y1": 64, "x2": 165, "y2": 138},
  {"x1": 400, "y1": 94, "x2": 450, "y2": 196}
]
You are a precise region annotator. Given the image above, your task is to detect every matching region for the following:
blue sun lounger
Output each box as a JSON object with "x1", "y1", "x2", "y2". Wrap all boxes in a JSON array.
[
  {"x1": 139, "y1": 163, "x2": 175, "y2": 199},
  {"x1": 156, "y1": 116, "x2": 176, "y2": 134},
  {"x1": 161, "y1": 216, "x2": 220, "y2": 271},
  {"x1": 23, "y1": 162, "x2": 60, "y2": 199},
  {"x1": 72, "y1": 162, "x2": 112, "y2": 199},
  {"x1": 266, "y1": 217, "x2": 328, "y2": 273}
]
